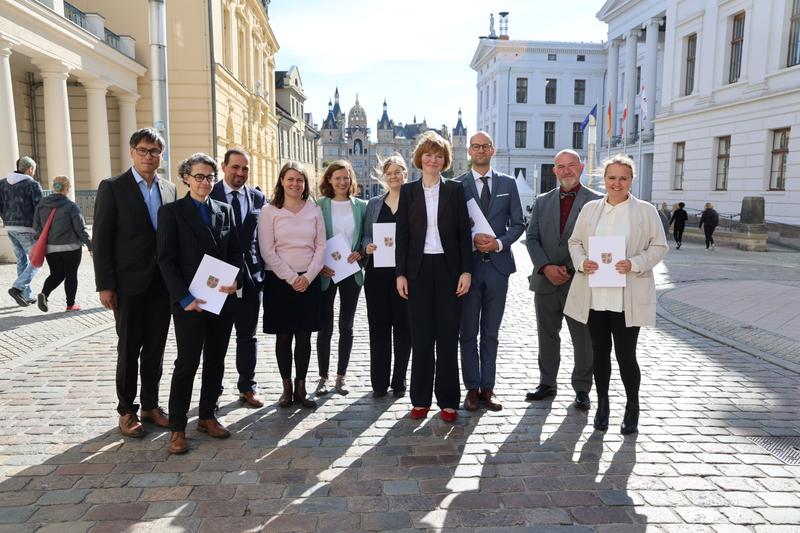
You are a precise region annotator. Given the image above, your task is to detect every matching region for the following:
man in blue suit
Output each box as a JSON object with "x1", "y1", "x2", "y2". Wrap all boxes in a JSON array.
[
  {"x1": 211, "y1": 148, "x2": 267, "y2": 408},
  {"x1": 457, "y1": 131, "x2": 525, "y2": 411}
]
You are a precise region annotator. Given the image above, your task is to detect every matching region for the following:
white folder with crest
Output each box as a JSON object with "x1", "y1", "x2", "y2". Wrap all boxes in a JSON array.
[
  {"x1": 587, "y1": 235, "x2": 626, "y2": 287},
  {"x1": 324, "y1": 234, "x2": 360, "y2": 284},
  {"x1": 188, "y1": 254, "x2": 240, "y2": 315},
  {"x1": 372, "y1": 223, "x2": 396, "y2": 268}
]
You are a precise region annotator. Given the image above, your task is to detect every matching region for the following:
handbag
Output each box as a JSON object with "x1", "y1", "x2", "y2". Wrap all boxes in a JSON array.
[{"x1": 29, "y1": 208, "x2": 57, "y2": 268}]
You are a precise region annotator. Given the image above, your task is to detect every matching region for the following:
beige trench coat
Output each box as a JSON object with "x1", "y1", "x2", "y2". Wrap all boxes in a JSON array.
[{"x1": 564, "y1": 195, "x2": 668, "y2": 328}]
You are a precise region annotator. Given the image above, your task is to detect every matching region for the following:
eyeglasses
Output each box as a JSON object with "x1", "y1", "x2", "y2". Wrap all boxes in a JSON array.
[
  {"x1": 384, "y1": 171, "x2": 406, "y2": 178},
  {"x1": 134, "y1": 147, "x2": 163, "y2": 158},
  {"x1": 188, "y1": 173, "x2": 217, "y2": 183},
  {"x1": 470, "y1": 143, "x2": 493, "y2": 151}
]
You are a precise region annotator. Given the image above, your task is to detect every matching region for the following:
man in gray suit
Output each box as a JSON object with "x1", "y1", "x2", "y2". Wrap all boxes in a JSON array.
[
  {"x1": 457, "y1": 131, "x2": 525, "y2": 412},
  {"x1": 525, "y1": 149, "x2": 601, "y2": 410}
]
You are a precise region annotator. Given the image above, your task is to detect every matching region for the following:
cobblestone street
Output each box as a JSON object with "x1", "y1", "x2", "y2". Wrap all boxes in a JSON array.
[{"x1": 0, "y1": 241, "x2": 798, "y2": 532}]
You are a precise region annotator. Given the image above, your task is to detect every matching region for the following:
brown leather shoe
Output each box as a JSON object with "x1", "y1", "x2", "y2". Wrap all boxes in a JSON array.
[
  {"x1": 481, "y1": 389, "x2": 503, "y2": 412},
  {"x1": 168, "y1": 432, "x2": 188, "y2": 454},
  {"x1": 118, "y1": 413, "x2": 144, "y2": 438},
  {"x1": 239, "y1": 391, "x2": 264, "y2": 408},
  {"x1": 197, "y1": 417, "x2": 230, "y2": 438},
  {"x1": 464, "y1": 389, "x2": 480, "y2": 411},
  {"x1": 140, "y1": 407, "x2": 170, "y2": 428}
]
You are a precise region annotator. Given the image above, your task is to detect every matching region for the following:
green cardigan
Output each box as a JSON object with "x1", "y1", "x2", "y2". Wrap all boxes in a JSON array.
[{"x1": 317, "y1": 195, "x2": 368, "y2": 290}]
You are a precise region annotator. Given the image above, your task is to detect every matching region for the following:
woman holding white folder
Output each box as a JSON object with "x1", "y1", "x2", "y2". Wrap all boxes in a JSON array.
[
  {"x1": 564, "y1": 154, "x2": 667, "y2": 435},
  {"x1": 157, "y1": 153, "x2": 243, "y2": 454},
  {"x1": 363, "y1": 154, "x2": 411, "y2": 398}
]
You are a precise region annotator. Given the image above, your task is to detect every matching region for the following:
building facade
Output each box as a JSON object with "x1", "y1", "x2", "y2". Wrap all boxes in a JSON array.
[
  {"x1": 275, "y1": 66, "x2": 320, "y2": 195},
  {"x1": 651, "y1": 0, "x2": 799, "y2": 226}
]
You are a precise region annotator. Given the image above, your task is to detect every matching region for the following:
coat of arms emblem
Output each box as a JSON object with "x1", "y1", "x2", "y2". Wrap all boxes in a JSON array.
[
  {"x1": 384, "y1": 236, "x2": 394, "y2": 247},
  {"x1": 601, "y1": 252, "x2": 613, "y2": 264},
  {"x1": 207, "y1": 275, "x2": 220, "y2": 288},
  {"x1": 331, "y1": 251, "x2": 342, "y2": 261}
]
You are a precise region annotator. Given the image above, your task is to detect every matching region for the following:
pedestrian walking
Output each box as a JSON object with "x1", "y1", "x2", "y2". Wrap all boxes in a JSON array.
[
  {"x1": 92, "y1": 128, "x2": 177, "y2": 438},
  {"x1": 0, "y1": 156, "x2": 42, "y2": 306},
  {"x1": 363, "y1": 154, "x2": 411, "y2": 398},
  {"x1": 525, "y1": 149, "x2": 602, "y2": 411},
  {"x1": 157, "y1": 153, "x2": 243, "y2": 454},
  {"x1": 258, "y1": 161, "x2": 326, "y2": 409},
  {"x1": 396, "y1": 131, "x2": 472, "y2": 423},
  {"x1": 669, "y1": 202, "x2": 688, "y2": 249},
  {"x1": 564, "y1": 154, "x2": 668, "y2": 435},
  {"x1": 315, "y1": 160, "x2": 367, "y2": 397},
  {"x1": 456, "y1": 131, "x2": 525, "y2": 412},
  {"x1": 699, "y1": 202, "x2": 719, "y2": 250},
  {"x1": 33, "y1": 176, "x2": 91, "y2": 312}
]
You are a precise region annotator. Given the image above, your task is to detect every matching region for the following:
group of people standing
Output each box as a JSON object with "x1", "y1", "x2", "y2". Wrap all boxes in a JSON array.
[{"x1": 666, "y1": 201, "x2": 720, "y2": 250}]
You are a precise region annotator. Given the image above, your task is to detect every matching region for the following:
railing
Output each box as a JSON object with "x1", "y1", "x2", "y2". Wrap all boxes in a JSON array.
[
  {"x1": 41, "y1": 189, "x2": 97, "y2": 224},
  {"x1": 63, "y1": 1, "x2": 86, "y2": 29},
  {"x1": 104, "y1": 28, "x2": 121, "y2": 51},
  {"x1": 685, "y1": 207, "x2": 742, "y2": 232}
]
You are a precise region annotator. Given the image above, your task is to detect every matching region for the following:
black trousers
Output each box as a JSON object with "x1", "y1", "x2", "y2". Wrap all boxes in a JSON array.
[
  {"x1": 42, "y1": 248, "x2": 82, "y2": 306},
  {"x1": 408, "y1": 255, "x2": 462, "y2": 410},
  {"x1": 703, "y1": 225, "x2": 716, "y2": 248},
  {"x1": 114, "y1": 275, "x2": 171, "y2": 415},
  {"x1": 365, "y1": 265, "x2": 410, "y2": 393},
  {"x1": 233, "y1": 283, "x2": 263, "y2": 393},
  {"x1": 587, "y1": 310, "x2": 640, "y2": 403},
  {"x1": 317, "y1": 276, "x2": 361, "y2": 377},
  {"x1": 169, "y1": 308, "x2": 235, "y2": 431},
  {"x1": 673, "y1": 223, "x2": 685, "y2": 244},
  {"x1": 276, "y1": 332, "x2": 312, "y2": 380}
]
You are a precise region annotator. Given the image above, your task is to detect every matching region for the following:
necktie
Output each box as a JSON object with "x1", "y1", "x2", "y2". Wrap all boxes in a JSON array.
[
  {"x1": 231, "y1": 190, "x2": 243, "y2": 228},
  {"x1": 480, "y1": 177, "x2": 491, "y2": 214},
  {"x1": 559, "y1": 190, "x2": 577, "y2": 200}
]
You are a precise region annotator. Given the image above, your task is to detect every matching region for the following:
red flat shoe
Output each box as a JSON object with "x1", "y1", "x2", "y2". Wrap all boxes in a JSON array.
[
  {"x1": 440, "y1": 409, "x2": 458, "y2": 423},
  {"x1": 410, "y1": 407, "x2": 430, "y2": 420}
]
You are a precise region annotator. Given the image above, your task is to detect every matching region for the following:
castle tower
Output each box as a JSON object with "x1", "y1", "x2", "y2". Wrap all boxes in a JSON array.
[{"x1": 451, "y1": 108, "x2": 468, "y2": 176}]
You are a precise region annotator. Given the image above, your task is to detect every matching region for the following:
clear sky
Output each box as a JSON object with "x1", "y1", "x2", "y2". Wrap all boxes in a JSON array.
[{"x1": 269, "y1": 0, "x2": 608, "y2": 140}]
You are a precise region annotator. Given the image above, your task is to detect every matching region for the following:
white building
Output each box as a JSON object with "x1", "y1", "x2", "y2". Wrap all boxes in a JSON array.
[
  {"x1": 470, "y1": 15, "x2": 606, "y2": 194},
  {"x1": 597, "y1": 0, "x2": 667, "y2": 201},
  {"x1": 652, "y1": 0, "x2": 800, "y2": 226}
]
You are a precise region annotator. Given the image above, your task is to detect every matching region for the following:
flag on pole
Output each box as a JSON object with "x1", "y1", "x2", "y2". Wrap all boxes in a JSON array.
[
  {"x1": 640, "y1": 85, "x2": 648, "y2": 124},
  {"x1": 606, "y1": 101, "x2": 613, "y2": 137},
  {"x1": 580, "y1": 104, "x2": 597, "y2": 131},
  {"x1": 620, "y1": 105, "x2": 628, "y2": 137}
]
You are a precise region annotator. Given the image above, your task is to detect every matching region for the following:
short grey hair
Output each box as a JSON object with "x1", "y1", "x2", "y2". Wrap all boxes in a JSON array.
[
  {"x1": 178, "y1": 153, "x2": 218, "y2": 180},
  {"x1": 601, "y1": 153, "x2": 636, "y2": 178},
  {"x1": 16, "y1": 156, "x2": 36, "y2": 173},
  {"x1": 554, "y1": 149, "x2": 582, "y2": 163}
]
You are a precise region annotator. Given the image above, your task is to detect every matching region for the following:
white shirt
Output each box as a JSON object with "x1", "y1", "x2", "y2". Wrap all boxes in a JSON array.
[
  {"x1": 470, "y1": 168, "x2": 503, "y2": 252},
  {"x1": 422, "y1": 179, "x2": 444, "y2": 254},
  {"x1": 590, "y1": 197, "x2": 634, "y2": 313},
  {"x1": 223, "y1": 181, "x2": 249, "y2": 223},
  {"x1": 331, "y1": 199, "x2": 355, "y2": 249}
]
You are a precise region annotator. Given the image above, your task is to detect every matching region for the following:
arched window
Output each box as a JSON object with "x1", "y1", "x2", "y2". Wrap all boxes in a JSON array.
[{"x1": 222, "y1": 7, "x2": 231, "y2": 67}]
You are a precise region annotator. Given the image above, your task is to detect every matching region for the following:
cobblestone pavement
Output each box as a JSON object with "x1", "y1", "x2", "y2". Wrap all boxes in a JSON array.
[{"x1": 0, "y1": 243, "x2": 798, "y2": 532}]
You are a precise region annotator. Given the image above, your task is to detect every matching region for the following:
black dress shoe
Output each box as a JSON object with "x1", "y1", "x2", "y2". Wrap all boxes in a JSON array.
[
  {"x1": 620, "y1": 402, "x2": 639, "y2": 435},
  {"x1": 372, "y1": 390, "x2": 387, "y2": 398},
  {"x1": 594, "y1": 396, "x2": 609, "y2": 431},
  {"x1": 525, "y1": 384, "x2": 556, "y2": 401},
  {"x1": 392, "y1": 389, "x2": 406, "y2": 398},
  {"x1": 573, "y1": 391, "x2": 591, "y2": 411}
]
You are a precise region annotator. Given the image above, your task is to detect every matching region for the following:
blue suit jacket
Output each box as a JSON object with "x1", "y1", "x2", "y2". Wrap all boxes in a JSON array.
[{"x1": 456, "y1": 170, "x2": 526, "y2": 276}]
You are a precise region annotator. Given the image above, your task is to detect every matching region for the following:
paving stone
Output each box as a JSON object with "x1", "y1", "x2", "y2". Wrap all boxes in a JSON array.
[
  {"x1": 361, "y1": 511, "x2": 412, "y2": 530},
  {"x1": 35, "y1": 488, "x2": 90, "y2": 506},
  {"x1": 192, "y1": 500, "x2": 247, "y2": 518},
  {"x1": 142, "y1": 500, "x2": 197, "y2": 519},
  {"x1": 382, "y1": 479, "x2": 419, "y2": 495},
  {"x1": 83, "y1": 503, "x2": 148, "y2": 521}
]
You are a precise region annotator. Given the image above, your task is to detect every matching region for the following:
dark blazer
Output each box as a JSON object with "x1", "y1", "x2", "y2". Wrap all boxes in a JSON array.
[
  {"x1": 395, "y1": 178, "x2": 471, "y2": 280},
  {"x1": 525, "y1": 184, "x2": 603, "y2": 294},
  {"x1": 456, "y1": 170, "x2": 526, "y2": 277},
  {"x1": 209, "y1": 181, "x2": 266, "y2": 289},
  {"x1": 92, "y1": 169, "x2": 177, "y2": 295},
  {"x1": 156, "y1": 194, "x2": 244, "y2": 311}
]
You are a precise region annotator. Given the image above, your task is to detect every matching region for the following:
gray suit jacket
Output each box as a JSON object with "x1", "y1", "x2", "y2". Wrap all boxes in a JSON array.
[{"x1": 525, "y1": 185, "x2": 602, "y2": 293}]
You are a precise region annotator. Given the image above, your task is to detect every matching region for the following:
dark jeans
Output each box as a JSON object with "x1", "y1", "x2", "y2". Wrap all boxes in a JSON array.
[
  {"x1": 673, "y1": 223, "x2": 685, "y2": 244},
  {"x1": 365, "y1": 265, "x2": 410, "y2": 393},
  {"x1": 168, "y1": 309, "x2": 234, "y2": 432},
  {"x1": 276, "y1": 332, "x2": 312, "y2": 380},
  {"x1": 317, "y1": 276, "x2": 361, "y2": 377},
  {"x1": 42, "y1": 248, "x2": 82, "y2": 306},
  {"x1": 587, "y1": 310, "x2": 640, "y2": 403},
  {"x1": 703, "y1": 225, "x2": 716, "y2": 248}
]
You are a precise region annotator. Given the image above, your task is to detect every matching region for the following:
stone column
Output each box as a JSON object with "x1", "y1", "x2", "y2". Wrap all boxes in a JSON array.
[
  {"x1": 605, "y1": 38, "x2": 620, "y2": 143},
  {"x1": 82, "y1": 78, "x2": 112, "y2": 188},
  {"x1": 0, "y1": 39, "x2": 19, "y2": 175},
  {"x1": 623, "y1": 29, "x2": 640, "y2": 144},
  {"x1": 34, "y1": 60, "x2": 74, "y2": 198},
  {"x1": 644, "y1": 18, "x2": 660, "y2": 136},
  {"x1": 116, "y1": 92, "x2": 139, "y2": 172}
]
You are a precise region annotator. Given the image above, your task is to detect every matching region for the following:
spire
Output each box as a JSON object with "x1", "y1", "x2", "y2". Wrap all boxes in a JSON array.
[
  {"x1": 334, "y1": 86, "x2": 339, "y2": 102},
  {"x1": 378, "y1": 98, "x2": 391, "y2": 130},
  {"x1": 355, "y1": 93, "x2": 360, "y2": 105},
  {"x1": 453, "y1": 107, "x2": 467, "y2": 136},
  {"x1": 383, "y1": 98, "x2": 387, "y2": 112},
  {"x1": 413, "y1": 114, "x2": 417, "y2": 123},
  {"x1": 328, "y1": 100, "x2": 332, "y2": 112}
]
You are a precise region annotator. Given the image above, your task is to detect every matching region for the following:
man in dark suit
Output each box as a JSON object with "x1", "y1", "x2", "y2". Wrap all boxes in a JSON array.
[
  {"x1": 93, "y1": 128, "x2": 177, "y2": 438},
  {"x1": 456, "y1": 131, "x2": 525, "y2": 412},
  {"x1": 525, "y1": 149, "x2": 602, "y2": 411},
  {"x1": 210, "y1": 148, "x2": 267, "y2": 408}
]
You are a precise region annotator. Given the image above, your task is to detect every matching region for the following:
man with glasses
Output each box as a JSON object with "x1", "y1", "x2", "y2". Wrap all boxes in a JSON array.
[
  {"x1": 456, "y1": 131, "x2": 525, "y2": 412},
  {"x1": 93, "y1": 128, "x2": 177, "y2": 438},
  {"x1": 525, "y1": 149, "x2": 601, "y2": 411},
  {"x1": 210, "y1": 148, "x2": 267, "y2": 408}
]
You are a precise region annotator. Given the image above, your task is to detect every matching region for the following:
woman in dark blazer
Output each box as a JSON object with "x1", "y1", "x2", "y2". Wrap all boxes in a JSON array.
[
  {"x1": 396, "y1": 131, "x2": 472, "y2": 422},
  {"x1": 157, "y1": 153, "x2": 243, "y2": 455}
]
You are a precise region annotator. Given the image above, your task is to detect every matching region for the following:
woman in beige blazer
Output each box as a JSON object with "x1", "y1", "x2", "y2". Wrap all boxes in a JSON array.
[{"x1": 564, "y1": 154, "x2": 667, "y2": 435}]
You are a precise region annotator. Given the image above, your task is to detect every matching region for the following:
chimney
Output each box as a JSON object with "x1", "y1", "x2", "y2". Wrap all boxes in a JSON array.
[{"x1": 499, "y1": 11, "x2": 509, "y2": 40}]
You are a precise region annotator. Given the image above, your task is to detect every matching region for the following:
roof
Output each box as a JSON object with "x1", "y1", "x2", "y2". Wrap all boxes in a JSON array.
[{"x1": 452, "y1": 111, "x2": 467, "y2": 136}]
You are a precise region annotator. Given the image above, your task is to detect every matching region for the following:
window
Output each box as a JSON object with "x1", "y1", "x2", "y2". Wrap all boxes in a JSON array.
[
  {"x1": 636, "y1": 66, "x2": 642, "y2": 92},
  {"x1": 545, "y1": 79, "x2": 557, "y2": 104},
  {"x1": 729, "y1": 12, "x2": 745, "y2": 83},
  {"x1": 574, "y1": 79, "x2": 585, "y2": 105},
  {"x1": 493, "y1": 80, "x2": 497, "y2": 104},
  {"x1": 543, "y1": 121, "x2": 555, "y2": 149},
  {"x1": 577, "y1": 54, "x2": 586, "y2": 62},
  {"x1": 673, "y1": 142, "x2": 685, "y2": 190},
  {"x1": 479, "y1": 89, "x2": 483, "y2": 110},
  {"x1": 685, "y1": 33, "x2": 697, "y2": 95},
  {"x1": 715, "y1": 136, "x2": 731, "y2": 190},
  {"x1": 540, "y1": 164, "x2": 556, "y2": 192},
  {"x1": 789, "y1": 0, "x2": 800, "y2": 67},
  {"x1": 769, "y1": 128, "x2": 790, "y2": 190},
  {"x1": 513, "y1": 167, "x2": 526, "y2": 179},
  {"x1": 515, "y1": 121, "x2": 527, "y2": 148},
  {"x1": 516, "y1": 78, "x2": 528, "y2": 103},
  {"x1": 548, "y1": 53, "x2": 557, "y2": 61},
  {"x1": 572, "y1": 122, "x2": 583, "y2": 150}
]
